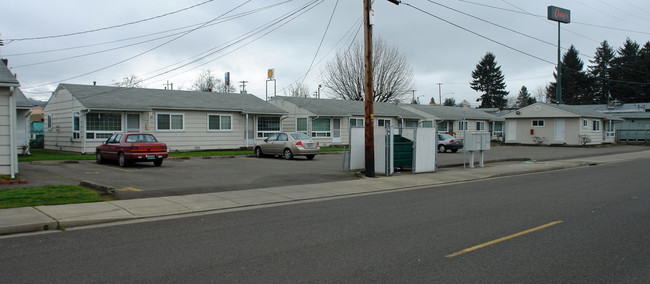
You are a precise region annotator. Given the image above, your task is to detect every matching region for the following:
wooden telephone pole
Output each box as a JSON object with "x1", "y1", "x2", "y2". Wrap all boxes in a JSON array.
[{"x1": 363, "y1": 0, "x2": 375, "y2": 177}]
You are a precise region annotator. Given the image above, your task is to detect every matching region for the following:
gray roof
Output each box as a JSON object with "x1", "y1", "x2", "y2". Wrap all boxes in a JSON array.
[
  {"x1": 405, "y1": 104, "x2": 504, "y2": 121},
  {"x1": 545, "y1": 103, "x2": 622, "y2": 120},
  {"x1": 0, "y1": 59, "x2": 20, "y2": 86},
  {"x1": 273, "y1": 96, "x2": 424, "y2": 119},
  {"x1": 572, "y1": 102, "x2": 650, "y2": 113},
  {"x1": 58, "y1": 84, "x2": 287, "y2": 115},
  {"x1": 14, "y1": 88, "x2": 33, "y2": 109}
]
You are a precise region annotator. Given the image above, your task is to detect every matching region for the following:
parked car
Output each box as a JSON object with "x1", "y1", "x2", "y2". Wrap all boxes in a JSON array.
[
  {"x1": 437, "y1": 133, "x2": 463, "y2": 153},
  {"x1": 254, "y1": 132, "x2": 320, "y2": 160},
  {"x1": 96, "y1": 133, "x2": 168, "y2": 167}
]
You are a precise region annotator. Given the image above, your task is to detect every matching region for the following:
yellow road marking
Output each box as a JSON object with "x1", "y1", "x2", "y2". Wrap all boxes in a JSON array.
[
  {"x1": 445, "y1": 220, "x2": 564, "y2": 258},
  {"x1": 89, "y1": 163, "x2": 132, "y2": 172},
  {"x1": 116, "y1": 187, "x2": 143, "y2": 192}
]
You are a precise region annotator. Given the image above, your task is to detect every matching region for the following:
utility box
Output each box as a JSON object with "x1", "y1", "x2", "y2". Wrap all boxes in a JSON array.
[{"x1": 465, "y1": 132, "x2": 491, "y2": 151}]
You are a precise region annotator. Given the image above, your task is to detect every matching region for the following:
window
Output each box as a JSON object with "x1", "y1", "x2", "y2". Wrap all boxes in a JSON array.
[
  {"x1": 421, "y1": 121, "x2": 434, "y2": 128},
  {"x1": 459, "y1": 121, "x2": 468, "y2": 130},
  {"x1": 532, "y1": 120, "x2": 545, "y2": 127},
  {"x1": 86, "y1": 112, "x2": 121, "y2": 140},
  {"x1": 208, "y1": 114, "x2": 232, "y2": 131},
  {"x1": 257, "y1": 116, "x2": 280, "y2": 138},
  {"x1": 157, "y1": 113, "x2": 184, "y2": 131},
  {"x1": 46, "y1": 114, "x2": 52, "y2": 129},
  {"x1": 405, "y1": 120, "x2": 418, "y2": 128},
  {"x1": 312, "y1": 118, "x2": 331, "y2": 137},
  {"x1": 593, "y1": 120, "x2": 600, "y2": 131},
  {"x1": 377, "y1": 119, "x2": 391, "y2": 127},
  {"x1": 476, "y1": 121, "x2": 486, "y2": 131},
  {"x1": 296, "y1": 117, "x2": 308, "y2": 132},
  {"x1": 72, "y1": 112, "x2": 80, "y2": 139},
  {"x1": 582, "y1": 119, "x2": 589, "y2": 128},
  {"x1": 350, "y1": 118, "x2": 363, "y2": 127},
  {"x1": 437, "y1": 122, "x2": 448, "y2": 131},
  {"x1": 277, "y1": 133, "x2": 288, "y2": 141}
]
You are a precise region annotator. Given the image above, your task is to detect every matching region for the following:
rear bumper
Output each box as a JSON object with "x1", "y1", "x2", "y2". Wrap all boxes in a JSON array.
[
  {"x1": 124, "y1": 152, "x2": 168, "y2": 160},
  {"x1": 294, "y1": 148, "x2": 320, "y2": 156}
]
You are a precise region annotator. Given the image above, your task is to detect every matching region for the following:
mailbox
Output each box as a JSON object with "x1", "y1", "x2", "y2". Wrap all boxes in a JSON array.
[{"x1": 464, "y1": 132, "x2": 491, "y2": 151}]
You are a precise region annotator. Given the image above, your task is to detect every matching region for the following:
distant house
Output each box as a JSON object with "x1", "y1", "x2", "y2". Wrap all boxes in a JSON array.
[
  {"x1": 573, "y1": 102, "x2": 650, "y2": 142},
  {"x1": 503, "y1": 103, "x2": 621, "y2": 145},
  {"x1": 268, "y1": 96, "x2": 431, "y2": 146},
  {"x1": 43, "y1": 84, "x2": 287, "y2": 153},
  {"x1": 403, "y1": 104, "x2": 503, "y2": 140},
  {"x1": 0, "y1": 59, "x2": 21, "y2": 177}
]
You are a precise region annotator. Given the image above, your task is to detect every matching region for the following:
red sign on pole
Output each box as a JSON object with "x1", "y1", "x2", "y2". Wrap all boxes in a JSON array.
[{"x1": 547, "y1": 6, "x2": 570, "y2": 23}]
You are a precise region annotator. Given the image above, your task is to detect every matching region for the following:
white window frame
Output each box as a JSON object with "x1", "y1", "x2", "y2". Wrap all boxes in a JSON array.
[
  {"x1": 582, "y1": 119, "x2": 589, "y2": 128},
  {"x1": 476, "y1": 121, "x2": 486, "y2": 131},
  {"x1": 311, "y1": 117, "x2": 331, "y2": 138},
  {"x1": 257, "y1": 116, "x2": 281, "y2": 138},
  {"x1": 46, "y1": 114, "x2": 52, "y2": 130},
  {"x1": 459, "y1": 120, "x2": 468, "y2": 131},
  {"x1": 531, "y1": 120, "x2": 545, "y2": 127},
  {"x1": 207, "y1": 114, "x2": 233, "y2": 132},
  {"x1": 157, "y1": 112, "x2": 185, "y2": 132},
  {"x1": 592, "y1": 120, "x2": 600, "y2": 131},
  {"x1": 349, "y1": 118, "x2": 364, "y2": 127},
  {"x1": 72, "y1": 112, "x2": 81, "y2": 140},
  {"x1": 85, "y1": 112, "x2": 122, "y2": 140},
  {"x1": 421, "y1": 120, "x2": 434, "y2": 128},
  {"x1": 296, "y1": 117, "x2": 308, "y2": 133},
  {"x1": 377, "y1": 118, "x2": 391, "y2": 127}
]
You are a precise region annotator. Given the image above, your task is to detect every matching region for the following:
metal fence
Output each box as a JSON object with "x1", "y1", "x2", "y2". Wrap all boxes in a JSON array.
[{"x1": 616, "y1": 129, "x2": 650, "y2": 142}]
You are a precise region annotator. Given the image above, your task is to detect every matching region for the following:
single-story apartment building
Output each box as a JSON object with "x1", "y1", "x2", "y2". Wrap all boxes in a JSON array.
[
  {"x1": 43, "y1": 84, "x2": 288, "y2": 153},
  {"x1": 268, "y1": 96, "x2": 433, "y2": 146},
  {"x1": 503, "y1": 102, "x2": 621, "y2": 145},
  {"x1": 403, "y1": 104, "x2": 504, "y2": 140},
  {"x1": 572, "y1": 101, "x2": 650, "y2": 142},
  {"x1": 0, "y1": 59, "x2": 22, "y2": 178}
]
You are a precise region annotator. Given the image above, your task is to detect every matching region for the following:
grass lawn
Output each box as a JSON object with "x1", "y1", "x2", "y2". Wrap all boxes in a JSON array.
[
  {"x1": 20, "y1": 147, "x2": 344, "y2": 162},
  {"x1": 0, "y1": 185, "x2": 104, "y2": 209}
]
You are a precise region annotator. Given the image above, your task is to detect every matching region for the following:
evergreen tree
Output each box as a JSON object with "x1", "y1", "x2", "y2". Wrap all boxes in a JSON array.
[
  {"x1": 639, "y1": 41, "x2": 650, "y2": 102},
  {"x1": 470, "y1": 52, "x2": 509, "y2": 108},
  {"x1": 516, "y1": 86, "x2": 536, "y2": 107},
  {"x1": 429, "y1": 97, "x2": 436, "y2": 105},
  {"x1": 443, "y1": 98, "x2": 456, "y2": 106},
  {"x1": 611, "y1": 38, "x2": 641, "y2": 102},
  {"x1": 588, "y1": 40, "x2": 615, "y2": 104},
  {"x1": 546, "y1": 45, "x2": 592, "y2": 104}
]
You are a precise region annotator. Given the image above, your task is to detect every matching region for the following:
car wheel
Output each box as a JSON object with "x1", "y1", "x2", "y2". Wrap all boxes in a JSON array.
[
  {"x1": 306, "y1": 154, "x2": 315, "y2": 160},
  {"x1": 451, "y1": 149, "x2": 458, "y2": 153},
  {"x1": 283, "y1": 148, "x2": 293, "y2": 160},
  {"x1": 96, "y1": 152, "x2": 103, "y2": 164},
  {"x1": 153, "y1": 159, "x2": 163, "y2": 167},
  {"x1": 118, "y1": 152, "x2": 128, "y2": 167},
  {"x1": 438, "y1": 144, "x2": 446, "y2": 153},
  {"x1": 255, "y1": 147, "x2": 263, "y2": 158}
]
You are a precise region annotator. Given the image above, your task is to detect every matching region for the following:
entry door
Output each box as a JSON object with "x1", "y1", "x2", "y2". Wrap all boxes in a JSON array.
[
  {"x1": 554, "y1": 119, "x2": 565, "y2": 142},
  {"x1": 506, "y1": 120, "x2": 517, "y2": 141},
  {"x1": 332, "y1": 118, "x2": 341, "y2": 143},
  {"x1": 126, "y1": 114, "x2": 140, "y2": 132}
]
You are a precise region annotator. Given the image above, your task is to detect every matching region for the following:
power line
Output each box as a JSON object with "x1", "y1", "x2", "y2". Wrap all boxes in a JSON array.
[
  {"x1": 299, "y1": 0, "x2": 340, "y2": 87},
  {"x1": 2, "y1": 0, "x2": 215, "y2": 43}
]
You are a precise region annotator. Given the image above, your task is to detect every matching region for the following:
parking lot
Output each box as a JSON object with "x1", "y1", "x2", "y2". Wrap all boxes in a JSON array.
[{"x1": 14, "y1": 144, "x2": 649, "y2": 199}]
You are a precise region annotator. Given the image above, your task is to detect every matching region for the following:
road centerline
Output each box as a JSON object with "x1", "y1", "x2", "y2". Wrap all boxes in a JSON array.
[{"x1": 445, "y1": 220, "x2": 564, "y2": 258}]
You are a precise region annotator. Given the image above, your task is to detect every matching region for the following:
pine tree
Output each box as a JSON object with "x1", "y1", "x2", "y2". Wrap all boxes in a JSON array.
[
  {"x1": 546, "y1": 45, "x2": 592, "y2": 104},
  {"x1": 611, "y1": 38, "x2": 641, "y2": 102},
  {"x1": 443, "y1": 98, "x2": 456, "y2": 106},
  {"x1": 639, "y1": 41, "x2": 650, "y2": 102},
  {"x1": 470, "y1": 52, "x2": 509, "y2": 108},
  {"x1": 516, "y1": 86, "x2": 536, "y2": 108},
  {"x1": 589, "y1": 40, "x2": 615, "y2": 104},
  {"x1": 429, "y1": 97, "x2": 436, "y2": 105}
]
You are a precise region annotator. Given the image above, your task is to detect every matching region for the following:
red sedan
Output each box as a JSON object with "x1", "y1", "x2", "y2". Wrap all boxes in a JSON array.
[{"x1": 96, "y1": 133, "x2": 168, "y2": 167}]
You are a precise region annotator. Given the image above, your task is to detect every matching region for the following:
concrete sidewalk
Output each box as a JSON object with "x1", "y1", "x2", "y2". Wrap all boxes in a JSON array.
[{"x1": 2, "y1": 150, "x2": 650, "y2": 236}]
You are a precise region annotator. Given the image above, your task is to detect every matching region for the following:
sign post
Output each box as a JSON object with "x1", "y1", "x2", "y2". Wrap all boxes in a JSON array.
[
  {"x1": 547, "y1": 6, "x2": 570, "y2": 104},
  {"x1": 265, "y1": 68, "x2": 276, "y2": 101}
]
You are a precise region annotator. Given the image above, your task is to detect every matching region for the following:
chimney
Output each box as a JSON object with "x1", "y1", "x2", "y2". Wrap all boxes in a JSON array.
[{"x1": 1, "y1": 58, "x2": 7, "y2": 66}]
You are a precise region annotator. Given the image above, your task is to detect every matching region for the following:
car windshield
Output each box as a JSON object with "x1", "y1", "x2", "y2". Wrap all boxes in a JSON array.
[
  {"x1": 439, "y1": 134, "x2": 454, "y2": 140},
  {"x1": 291, "y1": 133, "x2": 312, "y2": 140}
]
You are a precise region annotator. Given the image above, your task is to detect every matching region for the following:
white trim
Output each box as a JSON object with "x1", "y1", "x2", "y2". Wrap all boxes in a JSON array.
[
  {"x1": 531, "y1": 119, "x2": 545, "y2": 127},
  {"x1": 296, "y1": 117, "x2": 308, "y2": 133},
  {"x1": 206, "y1": 113, "x2": 233, "y2": 132},
  {"x1": 592, "y1": 120, "x2": 601, "y2": 131},
  {"x1": 156, "y1": 112, "x2": 185, "y2": 132}
]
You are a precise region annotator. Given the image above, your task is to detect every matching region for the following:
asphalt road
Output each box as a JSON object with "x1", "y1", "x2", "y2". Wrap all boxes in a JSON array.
[
  {"x1": 1, "y1": 158, "x2": 648, "y2": 283},
  {"x1": 12, "y1": 144, "x2": 650, "y2": 199}
]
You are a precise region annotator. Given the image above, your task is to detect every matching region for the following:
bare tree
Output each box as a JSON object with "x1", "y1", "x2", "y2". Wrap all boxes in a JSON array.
[
  {"x1": 282, "y1": 81, "x2": 310, "y2": 97},
  {"x1": 533, "y1": 85, "x2": 546, "y2": 103},
  {"x1": 113, "y1": 74, "x2": 142, "y2": 88},
  {"x1": 192, "y1": 69, "x2": 237, "y2": 93},
  {"x1": 321, "y1": 37, "x2": 414, "y2": 102}
]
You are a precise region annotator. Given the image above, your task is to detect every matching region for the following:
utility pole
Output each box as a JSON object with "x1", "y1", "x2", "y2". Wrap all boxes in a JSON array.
[
  {"x1": 437, "y1": 83, "x2": 443, "y2": 106},
  {"x1": 363, "y1": 0, "x2": 375, "y2": 177},
  {"x1": 239, "y1": 81, "x2": 248, "y2": 94}
]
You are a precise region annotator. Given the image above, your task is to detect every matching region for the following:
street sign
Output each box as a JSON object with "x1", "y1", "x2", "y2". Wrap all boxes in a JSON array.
[{"x1": 548, "y1": 6, "x2": 570, "y2": 23}]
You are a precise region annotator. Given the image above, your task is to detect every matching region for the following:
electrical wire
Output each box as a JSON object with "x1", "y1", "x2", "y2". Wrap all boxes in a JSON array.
[
  {"x1": 299, "y1": 0, "x2": 340, "y2": 87},
  {"x1": 3, "y1": 0, "x2": 215, "y2": 43}
]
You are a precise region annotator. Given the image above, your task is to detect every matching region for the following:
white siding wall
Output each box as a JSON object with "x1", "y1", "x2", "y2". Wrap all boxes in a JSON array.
[
  {"x1": 43, "y1": 89, "x2": 86, "y2": 152},
  {"x1": 0, "y1": 88, "x2": 11, "y2": 175}
]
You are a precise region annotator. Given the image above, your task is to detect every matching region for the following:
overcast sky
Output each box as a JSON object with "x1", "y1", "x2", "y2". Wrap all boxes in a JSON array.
[{"x1": 2, "y1": 0, "x2": 649, "y2": 106}]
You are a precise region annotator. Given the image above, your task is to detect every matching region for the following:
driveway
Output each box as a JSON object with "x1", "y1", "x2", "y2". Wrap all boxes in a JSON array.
[{"x1": 12, "y1": 144, "x2": 649, "y2": 199}]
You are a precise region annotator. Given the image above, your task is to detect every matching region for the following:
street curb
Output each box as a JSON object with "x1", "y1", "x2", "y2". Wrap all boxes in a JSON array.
[{"x1": 79, "y1": 180, "x2": 116, "y2": 196}]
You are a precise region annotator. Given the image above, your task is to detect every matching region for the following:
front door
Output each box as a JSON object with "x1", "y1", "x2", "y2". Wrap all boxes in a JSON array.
[
  {"x1": 506, "y1": 120, "x2": 517, "y2": 141},
  {"x1": 126, "y1": 114, "x2": 140, "y2": 132},
  {"x1": 332, "y1": 118, "x2": 341, "y2": 143},
  {"x1": 554, "y1": 119, "x2": 565, "y2": 142}
]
